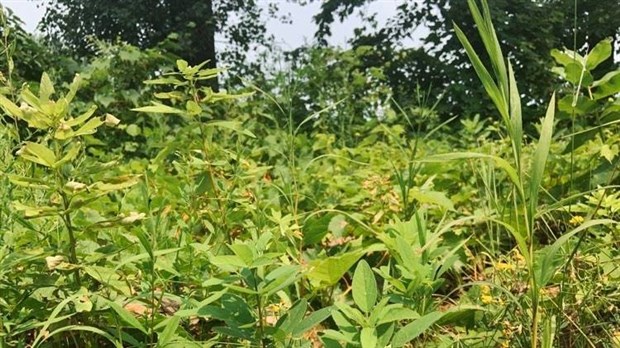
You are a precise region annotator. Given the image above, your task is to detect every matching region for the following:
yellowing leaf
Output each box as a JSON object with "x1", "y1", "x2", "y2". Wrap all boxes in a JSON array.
[
  {"x1": 39, "y1": 72, "x2": 55, "y2": 103},
  {"x1": 600, "y1": 144, "x2": 618, "y2": 163},
  {"x1": 18, "y1": 142, "x2": 57, "y2": 167}
]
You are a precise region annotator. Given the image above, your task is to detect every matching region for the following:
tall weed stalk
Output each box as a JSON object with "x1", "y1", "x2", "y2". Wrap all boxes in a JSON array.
[{"x1": 453, "y1": 0, "x2": 615, "y2": 346}]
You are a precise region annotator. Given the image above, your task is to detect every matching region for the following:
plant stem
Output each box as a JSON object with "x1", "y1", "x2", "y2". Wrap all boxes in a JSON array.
[{"x1": 60, "y1": 191, "x2": 80, "y2": 287}]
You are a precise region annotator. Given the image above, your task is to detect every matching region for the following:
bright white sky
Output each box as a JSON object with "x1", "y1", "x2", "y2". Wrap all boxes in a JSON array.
[{"x1": 1, "y1": 0, "x2": 424, "y2": 49}]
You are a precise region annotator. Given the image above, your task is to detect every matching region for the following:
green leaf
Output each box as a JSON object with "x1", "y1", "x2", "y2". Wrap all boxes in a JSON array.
[
  {"x1": 0, "y1": 94, "x2": 23, "y2": 118},
  {"x1": 276, "y1": 299, "x2": 308, "y2": 334},
  {"x1": 376, "y1": 307, "x2": 419, "y2": 325},
  {"x1": 535, "y1": 219, "x2": 616, "y2": 286},
  {"x1": 551, "y1": 48, "x2": 581, "y2": 67},
  {"x1": 55, "y1": 142, "x2": 82, "y2": 167},
  {"x1": 328, "y1": 214, "x2": 347, "y2": 237},
  {"x1": 528, "y1": 94, "x2": 555, "y2": 228},
  {"x1": 39, "y1": 72, "x2": 55, "y2": 102},
  {"x1": 132, "y1": 102, "x2": 185, "y2": 114},
  {"x1": 84, "y1": 266, "x2": 133, "y2": 296},
  {"x1": 12, "y1": 201, "x2": 59, "y2": 218},
  {"x1": 600, "y1": 144, "x2": 618, "y2": 163},
  {"x1": 63, "y1": 105, "x2": 97, "y2": 128},
  {"x1": 176, "y1": 59, "x2": 189, "y2": 72},
  {"x1": 352, "y1": 260, "x2": 377, "y2": 313},
  {"x1": 261, "y1": 265, "x2": 299, "y2": 296},
  {"x1": 186, "y1": 100, "x2": 202, "y2": 116},
  {"x1": 391, "y1": 311, "x2": 444, "y2": 347},
  {"x1": 205, "y1": 120, "x2": 256, "y2": 138},
  {"x1": 7, "y1": 174, "x2": 51, "y2": 189},
  {"x1": 592, "y1": 70, "x2": 620, "y2": 100},
  {"x1": 19, "y1": 142, "x2": 57, "y2": 167},
  {"x1": 334, "y1": 302, "x2": 367, "y2": 326},
  {"x1": 292, "y1": 306, "x2": 332, "y2": 337},
  {"x1": 586, "y1": 38, "x2": 612, "y2": 70},
  {"x1": 361, "y1": 327, "x2": 378, "y2": 348},
  {"x1": 126, "y1": 124, "x2": 141, "y2": 137},
  {"x1": 73, "y1": 116, "x2": 103, "y2": 137},
  {"x1": 158, "y1": 315, "x2": 180, "y2": 346},
  {"x1": 107, "y1": 301, "x2": 148, "y2": 334},
  {"x1": 408, "y1": 189, "x2": 454, "y2": 211},
  {"x1": 64, "y1": 74, "x2": 82, "y2": 105},
  {"x1": 307, "y1": 250, "x2": 365, "y2": 288}
]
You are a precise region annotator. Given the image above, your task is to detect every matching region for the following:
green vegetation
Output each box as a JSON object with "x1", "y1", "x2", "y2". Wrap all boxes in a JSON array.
[{"x1": 0, "y1": 0, "x2": 619, "y2": 347}]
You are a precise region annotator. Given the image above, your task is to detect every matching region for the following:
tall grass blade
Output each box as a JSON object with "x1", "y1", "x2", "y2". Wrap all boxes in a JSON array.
[
  {"x1": 528, "y1": 93, "x2": 556, "y2": 226},
  {"x1": 508, "y1": 62, "x2": 523, "y2": 168},
  {"x1": 453, "y1": 24, "x2": 509, "y2": 123}
]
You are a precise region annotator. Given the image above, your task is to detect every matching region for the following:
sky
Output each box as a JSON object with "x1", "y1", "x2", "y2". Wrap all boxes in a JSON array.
[{"x1": 1, "y1": 0, "x2": 424, "y2": 50}]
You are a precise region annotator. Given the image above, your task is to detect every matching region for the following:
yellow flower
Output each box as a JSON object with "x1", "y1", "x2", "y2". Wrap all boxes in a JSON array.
[
  {"x1": 495, "y1": 262, "x2": 515, "y2": 271},
  {"x1": 481, "y1": 295, "x2": 494, "y2": 304},
  {"x1": 569, "y1": 215, "x2": 584, "y2": 226}
]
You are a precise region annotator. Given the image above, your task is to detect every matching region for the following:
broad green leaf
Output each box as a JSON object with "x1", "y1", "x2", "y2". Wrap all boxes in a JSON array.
[
  {"x1": 586, "y1": 38, "x2": 612, "y2": 70},
  {"x1": 592, "y1": 70, "x2": 620, "y2": 100},
  {"x1": 107, "y1": 301, "x2": 148, "y2": 334},
  {"x1": 307, "y1": 250, "x2": 365, "y2": 288},
  {"x1": 352, "y1": 260, "x2": 377, "y2": 313},
  {"x1": 361, "y1": 327, "x2": 378, "y2": 348},
  {"x1": 132, "y1": 102, "x2": 185, "y2": 114},
  {"x1": 0, "y1": 94, "x2": 23, "y2": 118},
  {"x1": 73, "y1": 116, "x2": 103, "y2": 137},
  {"x1": 391, "y1": 311, "x2": 444, "y2": 347},
  {"x1": 186, "y1": 100, "x2": 202, "y2": 115},
  {"x1": 334, "y1": 302, "x2": 367, "y2": 326},
  {"x1": 176, "y1": 59, "x2": 189, "y2": 72},
  {"x1": 600, "y1": 144, "x2": 618, "y2": 163},
  {"x1": 551, "y1": 48, "x2": 580, "y2": 67},
  {"x1": 376, "y1": 307, "x2": 419, "y2": 325},
  {"x1": 63, "y1": 105, "x2": 97, "y2": 128},
  {"x1": 210, "y1": 255, "x2": 246, "y2": 269},
  {"x1": 229, "y1": 243, "x2": 254, "y2": 266},
  {"x1": 19, "y1": 142, "x2": 57, "y2": 167},
  {"x1": 328, "y1": 214, "x2": 347, "y2": 237}
]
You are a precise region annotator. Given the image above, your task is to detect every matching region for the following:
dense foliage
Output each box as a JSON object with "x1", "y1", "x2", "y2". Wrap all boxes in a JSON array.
[{"x1": 1, "y1": 0, "x2": 620, "y2": 347}]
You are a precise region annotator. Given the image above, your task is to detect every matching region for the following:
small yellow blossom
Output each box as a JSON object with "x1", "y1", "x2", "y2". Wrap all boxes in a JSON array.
[
  {"x1": 569, "y1": 215, "x2": 584, "y2": 226},
  {"x1": 481, "y1": 295, "x2": 494, "y2": 304},
  {"x1": 495, "y1": 262, "x2": 515, "y2": 271}
]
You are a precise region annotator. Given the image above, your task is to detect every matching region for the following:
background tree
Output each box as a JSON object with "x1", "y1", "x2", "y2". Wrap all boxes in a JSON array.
[
  {"x1": 307, "y1": 0, "x2": 620, "y2": 123},
  {"x1": 40, "y1": 0, "x2": 277, "y2": 90}
]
